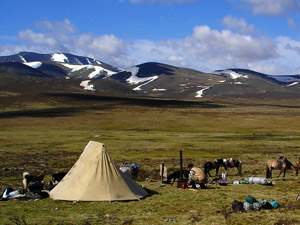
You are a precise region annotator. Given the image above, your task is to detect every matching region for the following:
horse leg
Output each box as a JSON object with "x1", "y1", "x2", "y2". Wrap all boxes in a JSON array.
[
  {"x1": 283, "y1": 169, "x2": 286, "y2": 177},
  {"x1": 266, "y1": 164, "x2": 272, "y2": 178},
  {"x1": 208, "y1": 169, "x2": 212, "y2": 177},
  {"x1": 216, "y1": 166, "x2": 219, "y2": 176},
  {"x1": 277, "y1": 169, "x2": 283, "y2": 177},
  {"x1": 269, "y1": 169, "x2": 272, "y2": 179},
  {"x1": 224, "y1": 165, "x2": 228, "y2": 176}
]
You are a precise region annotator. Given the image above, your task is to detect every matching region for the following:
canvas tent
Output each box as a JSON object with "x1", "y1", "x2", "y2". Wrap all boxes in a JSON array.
[{"x1": 50, "y1": 141, "x2": 148, "y2": 201}]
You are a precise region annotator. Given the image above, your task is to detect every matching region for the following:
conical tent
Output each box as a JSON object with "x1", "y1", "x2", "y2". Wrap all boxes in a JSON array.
[{"x1": 50, "y1": 141, "x2": 148, "y2": 201}]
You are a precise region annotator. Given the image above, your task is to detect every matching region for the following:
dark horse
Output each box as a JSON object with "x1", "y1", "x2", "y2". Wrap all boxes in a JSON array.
[
  {"x1": 266, "y1": 157, "x2": 298, "y2": 178},
  {"x1": 218, "y1": 158, "x2": 242, "y2": 175},
  {"x1": 204, "y1": 158, "x2": 242, "y2": 176},
  {"x1": 165, "y1": 170, "x2": 189, "y2": 184},
  {"x1": 204, "y1": 159, "x2": 221, "y2": 177}
]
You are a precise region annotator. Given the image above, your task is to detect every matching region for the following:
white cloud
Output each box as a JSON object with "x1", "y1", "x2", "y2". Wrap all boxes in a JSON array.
[
  {"x1": 18, "y1": 29, "x2": 58, "y2": 47},
  {"x1": 3, "y1": 18, "x2": 300, "y2": 75},
  {"x1": 241, "y1": 0, "x2": 300, "y2": 16},
  {"x1": 222, "y1": 15, "x2": 256, "y2": 34},
  {"x1": 124, "y1": 25, "x2": 280, "y2": 73},
  {"x1": 76, "y1": 34, "x2": 125, "y2": 56},
  {"x1": 35, "y1": 19, "x2": 77, "y2": 35},
  {"x1": 243, "y1": 36, "x2": 300, "y2": 74},
  {"x1": 192, "y1": 25, "x2": 278, "y2": 62}
]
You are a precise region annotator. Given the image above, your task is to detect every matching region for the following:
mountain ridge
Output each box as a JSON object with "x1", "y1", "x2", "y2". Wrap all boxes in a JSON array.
[{"x1": 1, "y1": 51, "x2": 300, "y2": 99}]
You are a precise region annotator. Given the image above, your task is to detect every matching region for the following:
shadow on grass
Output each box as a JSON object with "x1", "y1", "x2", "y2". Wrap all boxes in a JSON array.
[
  {"x1": 0, "y1": 105, "x2": 110, "y2": 118},
  {"x1": 0, "y1": 92, "x2": 225, "y2": 118},
  {"x1": 46, "y1": 92, "x2": 226, "y2": 108},
  {"x1": 144, "y1": 187, "x2": 160, "y2": 197}
]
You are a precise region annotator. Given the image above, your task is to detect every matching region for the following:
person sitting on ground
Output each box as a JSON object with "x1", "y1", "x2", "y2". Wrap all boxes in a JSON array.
[{"x1": 187, "y1": 163, "x2": 208, "y2": 189}]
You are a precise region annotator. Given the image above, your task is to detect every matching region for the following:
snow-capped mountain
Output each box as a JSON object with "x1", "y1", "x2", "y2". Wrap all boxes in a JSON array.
[
  {"x1": 214, "y1": 69, "x2": 300, "y2": 85},
  {"x1": 0, "y1": 52, "x2": 120, "y2": 79},
  {"x1": 1, "y1": 52, "x2": 300, "y2": 99}
]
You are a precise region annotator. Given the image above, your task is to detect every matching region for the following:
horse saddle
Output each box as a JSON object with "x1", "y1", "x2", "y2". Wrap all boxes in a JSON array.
[{"x1": 277, "y1": 157, "x2": 285, "y2": 169}]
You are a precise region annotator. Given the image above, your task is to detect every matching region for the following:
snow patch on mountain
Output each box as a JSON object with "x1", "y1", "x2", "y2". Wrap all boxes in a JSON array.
[
  {"x1": 234, "y1": 82, "x2": 246, "y2": 85},
  {"x1": 62, "y1": 63, "x2": 116, "y2": 78},
  {"x1": 19, "y1": 55, "x2": 26, "y2": 63},
  {"x1": 86, "y1": 58, "x2": 92, "y2": 65},
  {"x1": 133, "y1": 76, "x2": 158, "y2": 91},
  {"x1": 152, "y1": 88, "x2": 167, "y2": 92},
  {"x1": 125, "y1": 66, "x2": 139, "y2": 77},
  {"x1": 196, "y1": 86, "x2": 211, "y2": 98},
  {"x1": 62, "y1": 64, "x2": 87, "y2": 72},
  {"x1": 213, "y1": 70, "x2": 248, "y2": 79},
  {"x1": 126, "y1": 66, "x2": 159, "y2": 90},
  {"x1": 80, "y1": 80, "x2": 95, "y2": 91},
  {"x1": 73, "y1": 58, "x2": 83, "y2": 65},
  {"x1": 126, "y1": 67, "x2": 153, "y2": 85},
  {"x1": 51, "y1": 53, "x2": 69, "y2": 63},
  {"x1": 87, "y1": 66, "x2": 103, "y2": 78},
  {"x1": 24, "y1": 61, "x2": 42, "y2": 69},
  {"x1": 287, "y1": 81, "x2": 299, "y2": 86}
]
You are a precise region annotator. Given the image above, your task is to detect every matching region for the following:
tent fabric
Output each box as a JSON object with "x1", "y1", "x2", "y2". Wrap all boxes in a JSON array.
[{"x1": 50, "y1": 141, "x2": 148, "y2": 201}]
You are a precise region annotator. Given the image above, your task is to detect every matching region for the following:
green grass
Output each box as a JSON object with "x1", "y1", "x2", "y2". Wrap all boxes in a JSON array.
[{"x1": 1, "y1": 95, "x2": 300, "y2": 224}]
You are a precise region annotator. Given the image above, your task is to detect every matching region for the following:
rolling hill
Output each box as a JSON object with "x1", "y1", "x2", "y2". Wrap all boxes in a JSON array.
[{"x1": 1, "y1": 51, "x2": 300, "y2": 100}]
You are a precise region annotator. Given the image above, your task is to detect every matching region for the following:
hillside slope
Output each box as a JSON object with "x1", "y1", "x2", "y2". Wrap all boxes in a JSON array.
[{"x1": 1, "y1": 52, "x2": 300, "y2": 99}]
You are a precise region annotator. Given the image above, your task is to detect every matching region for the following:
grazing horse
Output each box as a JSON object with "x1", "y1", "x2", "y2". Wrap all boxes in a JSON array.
[
  {"x1": 218, "y1": 158, "x2": 242, "y2": 175},
  {"x1": 204, "y1": 159, "x2": 221, "y2": 177},
  {"x1": 266, "y1": 157, "x2": 298, "y2": 178},
  {"x1": 165, "y1": 170, "x2": 190, "y2": 184}
]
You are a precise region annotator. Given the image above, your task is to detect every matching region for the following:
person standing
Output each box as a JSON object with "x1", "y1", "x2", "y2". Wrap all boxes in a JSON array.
[{"x1": 187, "y1": 163, "x2": 208, "y2": 189}]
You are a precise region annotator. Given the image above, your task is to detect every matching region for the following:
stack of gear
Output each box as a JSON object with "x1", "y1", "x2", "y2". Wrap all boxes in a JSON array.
[
  {"x1": 234, "y1": 177, "x2": 273, "y2": 185},
  {"x1": 231, "y1": 196, "x2": 279, "y2": 212}
]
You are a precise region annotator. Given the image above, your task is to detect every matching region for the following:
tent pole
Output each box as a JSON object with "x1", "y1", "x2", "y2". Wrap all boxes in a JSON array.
[{"x1": 180, "y1": 150, "x2": 183, "y2": 180}]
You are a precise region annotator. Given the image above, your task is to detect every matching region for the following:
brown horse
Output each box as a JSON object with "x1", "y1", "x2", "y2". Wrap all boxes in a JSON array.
[
  {"x1": 266, "y1": 157, "x2": 298, "y2": 178},
  {"x1": 204, "y1": 160, "x2": 220, "y2": 177}
]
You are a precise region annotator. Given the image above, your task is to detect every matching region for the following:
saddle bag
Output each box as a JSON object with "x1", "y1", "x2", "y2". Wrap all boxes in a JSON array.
[{"x1": 232, "y1": 200, "x2": 244, "y2": 212}]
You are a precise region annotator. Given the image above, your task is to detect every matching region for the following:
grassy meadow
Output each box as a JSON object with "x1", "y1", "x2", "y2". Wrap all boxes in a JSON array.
[{"x1": 1, "y1": 93, "x2": 300, "y2": 224}]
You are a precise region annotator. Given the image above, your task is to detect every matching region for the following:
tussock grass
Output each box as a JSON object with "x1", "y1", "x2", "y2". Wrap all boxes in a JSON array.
[{"x1": 1, "y1": 95, "x2": 300, "y2": 224}]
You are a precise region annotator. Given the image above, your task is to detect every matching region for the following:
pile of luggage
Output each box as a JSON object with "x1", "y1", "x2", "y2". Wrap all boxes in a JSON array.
[{"x1": 231, "y1": 196, "x2": 279, "y2": 212}]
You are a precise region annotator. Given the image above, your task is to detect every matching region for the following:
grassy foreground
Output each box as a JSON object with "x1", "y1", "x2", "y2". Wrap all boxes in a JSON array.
[{"x1": 1, "y1": 93, "x2": 300, "y2": 224}]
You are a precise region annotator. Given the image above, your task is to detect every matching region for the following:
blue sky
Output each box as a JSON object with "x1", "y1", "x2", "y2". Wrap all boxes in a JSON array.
[{"x1": 1, "y1": 0, "x2": 300, "y2": 74}]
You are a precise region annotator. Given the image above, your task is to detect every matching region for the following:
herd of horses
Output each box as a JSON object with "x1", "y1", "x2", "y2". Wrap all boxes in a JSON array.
[
  {"x1": 166, "y1": 156, "x2": 300, "y2": 183},
  {"x1": 204, "y1": 158, "x2": 242, "y2": 177},
  {"x1": 203, "y1": 156, "x2": 299, "y2": 179}
]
